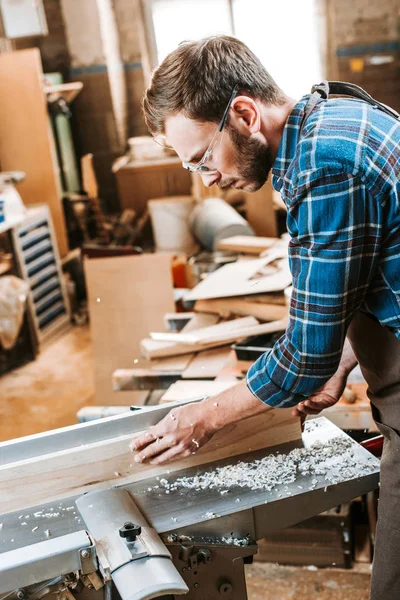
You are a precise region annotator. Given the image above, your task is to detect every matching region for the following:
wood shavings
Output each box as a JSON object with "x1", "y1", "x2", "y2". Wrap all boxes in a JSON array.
[
  {"x1": 150, "y1": 436, "x2": 377, "y2": 496},
  {"x1": 32, "y1": 526, "x2": 39, "y2": 532},
  {"x1": 45, "y1": 529, "x2": 51, "y2": 537}
]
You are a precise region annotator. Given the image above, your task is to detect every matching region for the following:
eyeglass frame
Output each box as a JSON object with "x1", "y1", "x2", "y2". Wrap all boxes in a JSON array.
[{"x1": 181, "y1": 85, "x2": 239, "y2": 175}]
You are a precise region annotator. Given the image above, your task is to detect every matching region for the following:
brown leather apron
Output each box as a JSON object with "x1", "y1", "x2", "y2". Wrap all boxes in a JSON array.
[{"x1": 348, "y1": 311, "x2": 400, "y2": 599}]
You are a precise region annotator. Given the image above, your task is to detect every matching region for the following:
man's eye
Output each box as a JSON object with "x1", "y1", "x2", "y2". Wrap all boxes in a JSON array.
[{"x1": 198, "y1": 165, "x2": 210, "y2": 173}]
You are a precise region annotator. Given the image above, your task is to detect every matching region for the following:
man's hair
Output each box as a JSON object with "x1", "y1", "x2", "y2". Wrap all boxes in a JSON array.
[{"x1": 143, "y1": 35, "x2": 286, "y2": 136}]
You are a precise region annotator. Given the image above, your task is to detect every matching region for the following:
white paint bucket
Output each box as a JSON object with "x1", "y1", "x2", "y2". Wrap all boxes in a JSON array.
[
  {"x1": 148, "y1": 196, "x2": 197, "y2": 253},
  {"x1": 189, "y1": 197, "x2": 254, "y2": 251}
]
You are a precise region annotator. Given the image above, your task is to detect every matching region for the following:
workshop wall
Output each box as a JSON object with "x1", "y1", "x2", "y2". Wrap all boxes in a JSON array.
[
  {"x1": 1, "y1": 0, "x2": 398, "y2": 210},
  {"x1": 12, "y1": 0, "x2": 71, "y2": 72},
  {"x1": 327, "y1": 0, "x2": 400, "y2": 110}
]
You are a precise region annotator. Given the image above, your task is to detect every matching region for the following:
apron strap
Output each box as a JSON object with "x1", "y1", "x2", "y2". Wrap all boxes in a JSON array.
[{"x1": 300, "y1": 79, "x2": 400, "y2": 136}]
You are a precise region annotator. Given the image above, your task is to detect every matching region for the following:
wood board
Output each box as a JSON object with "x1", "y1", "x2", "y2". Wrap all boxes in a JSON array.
[
  {"x1": 141, "y1": 318, "x2": 288, "y2": 359},
  {"x1": 160, "y1": 380, "x2": 237, "y2": 403},
  {"x1": 181, "y1": 346, "x2": 232, "y2": 379},
  {"x1": 184, "y1": 255, "x2": 291, "y2": 301},
  {"x1": 217, "y1": 236, "x2": 278, "y2": 255},
  {"x1": 195, "y1": 298, "x2": 288, "y2": 322},
  {"x1": 150, "y1": 317, "x2": 288, "y2": 345},
  {"x1": 150, "y1": 316, "x2": 259, "y2": 343},
  {"x1": 0, "y1": 407, "x2": 300, "y2": 514},
  {"x1": 0, "y1": 49, "x2": 68, "y2": 256},
  {"x1": 149, "y1": 315, "x2": 219, "y2": 372},
  {"x1": 84, "y1": 254, "x2": 175, "y2": 405}
]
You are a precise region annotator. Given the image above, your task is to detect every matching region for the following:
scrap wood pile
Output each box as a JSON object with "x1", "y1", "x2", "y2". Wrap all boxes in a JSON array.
[{"x1": 113, "y1": 235, "x2": 292, "y2": 402}]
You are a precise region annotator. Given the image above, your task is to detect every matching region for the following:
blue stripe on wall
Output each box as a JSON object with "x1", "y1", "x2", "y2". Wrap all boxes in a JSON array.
[
  {"x1": 337, "y1": 40, "x2": 399, "y2": 57},
  {"x1": 69, "y1": 62, "x2": 142, "y2": 77}
]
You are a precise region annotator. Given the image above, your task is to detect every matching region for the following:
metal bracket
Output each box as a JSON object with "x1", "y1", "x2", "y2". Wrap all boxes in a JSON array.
[
  {"x1": 80, "y1": 572, "x2": 104, "y2": 591},
  {"x1": 78, "y1": 545, "x2": 97, "y2": 575}
]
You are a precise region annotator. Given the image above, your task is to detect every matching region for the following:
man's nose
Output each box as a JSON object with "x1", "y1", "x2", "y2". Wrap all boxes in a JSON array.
[{"x1": 201, "y1": 172, "x2": 221, "y2": 187}]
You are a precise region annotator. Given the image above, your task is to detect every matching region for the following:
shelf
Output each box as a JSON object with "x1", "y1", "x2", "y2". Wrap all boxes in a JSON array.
[{"x1": 44, "y1": 82, "x2": 83, "y2": 104}]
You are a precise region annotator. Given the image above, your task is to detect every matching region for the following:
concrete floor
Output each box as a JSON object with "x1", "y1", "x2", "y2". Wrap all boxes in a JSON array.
[
  {"x1": 0, "y1": 324, "x2": 372, "y2": 599},
  {"x1": 246, "y1": 563, "x2": 371, "y2": 600}
]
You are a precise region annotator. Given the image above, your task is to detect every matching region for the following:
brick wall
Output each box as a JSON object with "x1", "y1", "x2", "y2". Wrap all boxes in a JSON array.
[
  {"x1": 327, "y1": 0, "x2": 400, "y2": 111},
  {"x1": 14, "y1": 0, "x2": 70, "y2": 72},
  {"x1": 112, "y1": 0, "x2": 148, "y2": 137}
]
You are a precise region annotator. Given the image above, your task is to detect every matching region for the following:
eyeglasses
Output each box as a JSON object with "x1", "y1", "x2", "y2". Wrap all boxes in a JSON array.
[
  {"x1": 154, "y1": 86, "x2": 239, "y2": 175},
  {"x1": 182, "y1": 86, "x2": 239, "y2": 175}
]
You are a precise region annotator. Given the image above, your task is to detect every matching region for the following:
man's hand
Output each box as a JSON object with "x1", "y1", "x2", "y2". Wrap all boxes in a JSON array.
[
  {"x1": 291, "y1": 370, "x2": 348, "y2": 417},
  {"x1": 131, "y1": 380, "x2": 272, "y2": 465},
  {"x1": 131, "y1": 401, "x2": 216, "y2": 465}
]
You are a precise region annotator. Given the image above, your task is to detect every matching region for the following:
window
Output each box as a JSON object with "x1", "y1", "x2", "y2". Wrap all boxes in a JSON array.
[
  {"x1": 150, "y1": 0, "x2": 233, "y2": 65},
  {"x1": 147, "y1": 0, "x2": 324, "y2": 99},
  {"x1": 233, "y1": 0, "x2": 324, "y2": 99}
]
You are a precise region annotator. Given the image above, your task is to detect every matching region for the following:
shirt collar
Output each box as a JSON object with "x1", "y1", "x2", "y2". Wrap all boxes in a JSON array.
[{"x1": 272, "y1": 95, "x2": 310, "y2": 180}]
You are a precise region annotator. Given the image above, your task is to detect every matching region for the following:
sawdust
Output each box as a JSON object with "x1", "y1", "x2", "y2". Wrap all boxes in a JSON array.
[{"x1": 150, "y1": 436, "x2": 377, "y2": 496}]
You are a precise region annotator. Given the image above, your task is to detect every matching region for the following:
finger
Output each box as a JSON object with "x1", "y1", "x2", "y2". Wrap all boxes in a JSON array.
[
  {"x1": 292, "y1": 402, "x2": 322, "y2": 416},
  {"x1": 131, "y1": 429, "x2": 158, "y2": 452},
  {"x1": 293, "y1": 402, "x2": 309, "y2": 416},
  {"x1": 149, "y1": 444, "x2": 190, "y2": 466},
  {"x1": 305, "y1": 395, "x2": 336, "y2": 410},
  {"x1": 134, "y1": 435, "x2": 174, "y2": 463}
]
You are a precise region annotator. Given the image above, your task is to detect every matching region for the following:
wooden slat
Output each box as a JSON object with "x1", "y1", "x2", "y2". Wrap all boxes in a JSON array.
[
  {"x1": 0, "y1": 408, "x2": 300, "y2": 514},
  {"x1": 195, "y1": 298, "x2": 288, "y2": 322},
  {"x1": 181, "y1": 346, "x2": 232, "y2": 379},
  {"x1": 217, "y1": 236, "x2": 278, "y2": 255},
  {"x1": 141, "y1": 318, "x2": 288, "y2": 359},
  {"x1": 150, "y1": 317, "x2": 288, "y2": 345},
  {"x1": 150, "y1": 317, "x2": 259, "y2": 343},
  {"x1": 184, "y1": 255, "x2": 291, "y2": 301},
  {"x1": 149, "y1": 314, "x2": 219, "y2": 372},
  {"x1": 160, "y1": 380, "x2": 237, "y2": 403}
]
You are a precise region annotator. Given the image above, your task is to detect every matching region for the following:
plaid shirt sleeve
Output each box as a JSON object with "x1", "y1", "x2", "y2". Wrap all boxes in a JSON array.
[{"x1": 246, "y1": 170, "x2": 382, "y2": 407}]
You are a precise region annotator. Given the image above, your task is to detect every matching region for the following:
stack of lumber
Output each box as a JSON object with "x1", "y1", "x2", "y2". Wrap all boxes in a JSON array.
[
  {"x1": 185, "y1": 239, "x2": 291, "y2": 322},
  {"x1": 114, "y1": 237, "x2": 291, "y2": 396},
  {"x1": 141, "y1": 316, "x2": 288, "y2": 359}
]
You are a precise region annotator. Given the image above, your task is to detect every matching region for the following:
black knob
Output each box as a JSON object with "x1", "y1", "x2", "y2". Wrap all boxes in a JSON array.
[
  {"x1": 218, "y1": 580, "x2": 233, "y2": 595},
  {"x1": 119, "y1": 522, "x2": 141, "y2": 542}
]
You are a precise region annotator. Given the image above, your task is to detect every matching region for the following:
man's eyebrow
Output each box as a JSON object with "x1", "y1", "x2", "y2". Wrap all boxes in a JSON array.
[{"x1": 184, "y1": 148, "x2": 206, "y2": 164}]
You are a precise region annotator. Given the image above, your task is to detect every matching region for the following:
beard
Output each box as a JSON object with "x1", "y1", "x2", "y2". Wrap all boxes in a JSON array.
[{"x1": 219, "y1": 126, "x2": 275, "y2": 192}]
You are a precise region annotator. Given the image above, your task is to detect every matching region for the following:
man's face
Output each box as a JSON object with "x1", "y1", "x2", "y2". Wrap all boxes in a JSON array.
[{"x1": 165, "y1": 113, "x2": 274, "y2": 192}]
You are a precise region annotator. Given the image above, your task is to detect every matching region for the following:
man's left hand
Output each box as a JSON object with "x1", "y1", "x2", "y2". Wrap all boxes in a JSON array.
[{"x1": 131, "y1": 402, "x2": 215, "y2": 465}]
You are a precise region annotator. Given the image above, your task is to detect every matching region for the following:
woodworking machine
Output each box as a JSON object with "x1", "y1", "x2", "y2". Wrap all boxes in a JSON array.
[{"x1": 0, "y1": 405, "x2": 380, "y2": 600}]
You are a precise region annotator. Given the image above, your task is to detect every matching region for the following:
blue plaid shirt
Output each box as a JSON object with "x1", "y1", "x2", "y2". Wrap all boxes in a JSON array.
[{"x1": 247, "y1": 95, "x2": 400, "y2": 408}]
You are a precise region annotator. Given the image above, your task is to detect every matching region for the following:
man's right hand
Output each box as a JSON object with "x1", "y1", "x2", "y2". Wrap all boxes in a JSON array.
[{"x1": 291, "y1": 370, "x2": 348, "y2": 417}]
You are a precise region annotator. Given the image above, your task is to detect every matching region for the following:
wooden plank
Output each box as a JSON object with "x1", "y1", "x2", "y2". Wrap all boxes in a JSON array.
[
  {"x1": 184, "y1": 255, "x2": 291, "y2": 301},
  {"x1": 150, "y1": 314, "x2": 219, "y2": 372},
  {"x1": 217, "y1": 236, "x2": 278, "y2": 255},
  {"x1": 0, "y1": 49, "x2": 68, "y2": 256},
  {"x1": 85, "y1": 254, "x2": 175, "y2": 405},
  {"x1": 150, "y1": 317, "x2": 288, "y2": 345},
  {"x1": 160, "y1": 380, "x2": 237, "y2": 403},
  {"x1": 151, "y1": 354, "x2": 194, "y2": 372},
  {"x1": 150, "y1": 317, "x2": 259, "y2": 343},
  {"x1": 141, "y1": 337, "x2": 220, "y2": 359},
  {"x1": 241, "y1": 292, "x2": 286, "y2": 306},
  {"x1": 181, "y1": 313, "x2": 219, "y2": 331},
  {"x1": 181, "y1": 346, "x2": 232, "y2": 379},
  {"x1": 0, "y1": 408, "x2": 300, "y2": 515},
  {"x1": 141, "y1": 319, "x2": 288, "y2": 359},
  {"x1": 195, "y1": 298, "x2": 288, "y2": 322}
]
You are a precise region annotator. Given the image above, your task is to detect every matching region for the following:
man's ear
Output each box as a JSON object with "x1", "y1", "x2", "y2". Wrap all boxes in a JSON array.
[{"x1": 230, "y1": 96, "x2": 261, "y2": 134}]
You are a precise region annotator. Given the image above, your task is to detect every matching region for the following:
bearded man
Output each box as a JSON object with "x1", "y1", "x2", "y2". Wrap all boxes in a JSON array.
[{"x1": 133, "y1": 36, "x2": 400, "y2": 599}]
